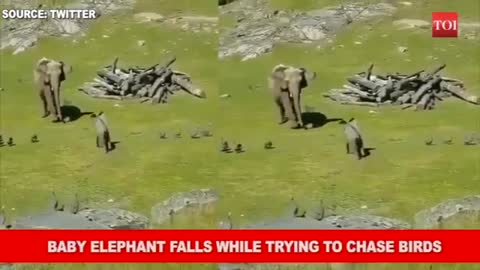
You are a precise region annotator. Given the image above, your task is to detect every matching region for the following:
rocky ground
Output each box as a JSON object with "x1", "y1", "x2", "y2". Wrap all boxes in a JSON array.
[
  {"x1": 0, "y1": 0, "x2": 218, "y2": 55},
  {"x1": 133, "y1": 12, "x2": 218, "y2": 34},
  {"x1": 1, "y1": 0, "x2": 135, "y2": 54},
  {"x1": 219, "y1": 0, "x2": 397, "y2": 61}
]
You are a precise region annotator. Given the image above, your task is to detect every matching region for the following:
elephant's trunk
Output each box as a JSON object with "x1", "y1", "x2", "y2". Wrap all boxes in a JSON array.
[{"x1": 49, "y1": 74, "x2": 63, "y2": 120}]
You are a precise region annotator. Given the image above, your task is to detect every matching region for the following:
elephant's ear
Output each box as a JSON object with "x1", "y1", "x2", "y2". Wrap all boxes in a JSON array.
[
  {"x1": 298, "y1": 68, "x2": 315, "y2": 89},
  {"x1": 35, "y1": 59, "x2": 50, "y2": 84},
  {"x1": 302, "y1": 68, "x2": 316, "y2": 81},
  {"x1": 273, "y1": 71, "x2": 288, "y2": 90},
  {"x1": 35, "y1": 59, "x2": 49, "y2": 74},
  {"x1": 58, "y1": 62, "x2": 71, "y2": 82},
  {"x1": 61, "y1": 62, "x2": 73, "y2": 75}
]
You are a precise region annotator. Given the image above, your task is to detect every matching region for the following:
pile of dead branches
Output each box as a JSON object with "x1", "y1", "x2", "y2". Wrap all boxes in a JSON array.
[
  {"x1": 324, "y1": 64, "x2": 479, "y2": 110},
  {"x1": 78, "y1": 56, "x2": 206, "y2": 104}
]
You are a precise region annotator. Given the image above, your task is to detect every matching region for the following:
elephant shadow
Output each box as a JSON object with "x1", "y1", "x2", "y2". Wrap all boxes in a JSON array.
[
  {"x1": 60, "y1": 105, "x2": 93, "y2": 122},
  {"x1": 301, "y1": 112, "x2": 344, "y2": 129},
  {"x1": 362, "y1": 147, "x2": 376, "y2": 158}
]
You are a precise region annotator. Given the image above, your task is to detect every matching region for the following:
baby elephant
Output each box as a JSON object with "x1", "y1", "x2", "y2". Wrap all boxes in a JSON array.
[
  {"x1": 34, "y1": 57, "x2": 72, "y2": 122},
  {"x1": 268, "y1": 64, "x2": 316, "y2": 129},
  {"x1": 94, "y1": 112, "x2": 113, "y2": 153},
  {"x1": 342, "y1": 118, "x2": 365, "y2": 160}
]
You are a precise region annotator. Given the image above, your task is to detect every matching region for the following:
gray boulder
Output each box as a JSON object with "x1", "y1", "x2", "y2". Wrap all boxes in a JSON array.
[
  {"x1": 219, "y1": 214, "x2": 409, "y2": 270},
  {"x1": 219, "y1": 0, "x2": 396, "y2": 60},
  {"x1": 1, "y1": 0, "x2": 135, "y2": 54},
  {"x1": 78, "y1": 208, "x2": 150, "y2": 229},
  {"x1": 151, "y1": 188, "x2": 219, "y2": 225},
  {"x1": 0, "y1": 264, "x2": 13, "y2": 270},
  {"x1": 244, "y1": 215, "x2": 411, "y2": 230},
  {"x1": 414, "y1": 195, "x2": 480, "y2": 228},
  {"x1": 13, "y1": 211, "x2": 109, "y2": 229},
  {"x1": 219, "y1": 263, "x2": 353, "y2": 270}
]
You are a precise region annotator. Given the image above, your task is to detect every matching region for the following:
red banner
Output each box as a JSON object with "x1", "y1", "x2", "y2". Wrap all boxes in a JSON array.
[{"x1": 0, "y1": 230, "x2": 479, "y2": 263}]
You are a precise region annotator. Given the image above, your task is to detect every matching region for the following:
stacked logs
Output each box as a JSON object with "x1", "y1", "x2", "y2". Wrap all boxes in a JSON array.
[
  {"x1": 323, "y1": 64, "x2": 479, "y2": 110},
  {"x1": 78, "y1": 56, "x2": 206, "y2": 104}
]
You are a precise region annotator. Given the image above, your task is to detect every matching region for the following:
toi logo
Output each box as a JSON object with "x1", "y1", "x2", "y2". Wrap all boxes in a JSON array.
[{"x1": 432, "y1": 12, "x2": 458, "y2": 38}]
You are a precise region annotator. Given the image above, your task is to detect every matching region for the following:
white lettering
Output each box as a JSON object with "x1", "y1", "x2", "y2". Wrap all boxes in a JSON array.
[
  {"x1": 169, "y1": 240, "x2": 213, "y2": 253},
  {"x1": 90, "y1": 240, "x2": 166, "y2": 253},
  {"x1": 433, "y1": 20, "x2": 458, "y2": 31},
  {"x1": 265, "y1": 240, "x2": 319, "y2": 253},
  {"x1": 398, "y1": 241, "x2": 443, "y2": 253},
  {"x1": 1, "y1": 9, "x2": 96, "y2": 19},
  {"x1": 215, "y1": 240, "x2": 261, "y2": 253},
  {"x1": 1, "y1": 9, "x2": 48, "y2": 19},
  {"x1": 323, "y1": 240, "x2": 342, "y2": 253},
  {"x1": 49, "y1": 9, "x2": 96, "y2": 19},
  {"x1": 47, "y1": 241, "x2": 86, "y2": 253},
  {"x1": 346, "y1": 241, "x2": 395, "y2": 253}
]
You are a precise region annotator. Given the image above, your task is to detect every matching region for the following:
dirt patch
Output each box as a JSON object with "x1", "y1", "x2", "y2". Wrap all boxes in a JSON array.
[{"x1": 219, "y1": 0, "x2": 397, "y2": 61}]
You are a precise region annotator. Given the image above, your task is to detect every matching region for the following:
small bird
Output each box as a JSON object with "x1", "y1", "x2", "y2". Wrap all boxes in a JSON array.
[
  {"x1": 291, "y1": 196, "x2": 306, "y2": 218},
  {"x1": 175, "y1": 132, "x2": 182, "y2": 139},
  {"x1": 264, "y1": 141, "x2": 274, "y2": 149},
  {"x1": 71, "y1": 193, "x2": 80, "y2": 214},
  {"x1": 437, "y1": 216, "x2": 444, "y2": 229},
  {"x1": 312, "y1": 199, "x2": 326, "y2": 221},
  {"x1": 424, "y1": 137, "x2": 434, "y2": 146},
  {"x1": 464, "y1": 135, "x2": 477, "y2": 146},
  {"x1": 169, "y1": 209, "x2": 175, "y2": 225},
  {"x1": 226, "y1": 212, "x2": 233, "y2": 229},
  {"x1": 159, "y1": 132, "x2": 167, "y2": 139},
  {"x1": 31, "y1": 134, "x2": 39, "y2": 143},
  {"x1": 190, "y1": 131, "x2": 201, "y2": 139},
  {"x1": 234, "y1": 144, "x2": 243, "y2": 153},
  {"x1": 7, "y1": 137, "x2": 14, "y2": 147},
  {"x1": 201, "y1": 130, "x2": 213, "y2": 137},
  {"x1": 220, "y1": 139, "x2": 231, "y2": 153},
  {"x1": 443, "y1": 137, "x2": 453, "y2": 145},
  {"x1": 51, "y1": 192, "x2": 59, "y2": 211},
  {"x1": 0, "y1": 209, "x2": 6, "y2": 226}
]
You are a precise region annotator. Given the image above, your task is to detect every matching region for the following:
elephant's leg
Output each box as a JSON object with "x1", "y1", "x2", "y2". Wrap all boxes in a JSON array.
[
  {"x1": 52, "y1": 87, "x2": 63, "y2": 121},
  {"x1": 291, "y1": 93, "x2": 304, "y2": 128},
  {"x1": 104, "y1": 132, "x2": 111, "y2": 153},
  {"x1": 274, "y1": 95, "x2": 288, "y2": 124},
  {"x1": 280, "y1": 92, "x2": 297, "y2": 128},
  {"x1": 43, "y1": 87, "x2": 56, "y2": 119},
  {"x1": 356, "y1": 138, "x2": 364, "y2": 159},
  {"x1": 355, "y1": 139, "x2": 363, "y2": 160},
  {"x1": 38, "y1": 87, "x2": 50, "y2": 118},
  {"x1": 346, "y1": 142, "x2": 350, "y2": 154},
  {"x1": 96, "y1": 136, "x2": 100, "y2": 148}
]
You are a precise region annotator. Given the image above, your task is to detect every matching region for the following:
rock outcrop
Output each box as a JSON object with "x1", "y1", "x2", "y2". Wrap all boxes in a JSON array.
[
  {"x1": 244, "y1": 214, "x2": 411, "y2": 230},
  {"x1": 220, "y1": 0, "x2": 396, "y2": 61},
  {"x1": 218, "y1": 214, "x2": 409, "y2": 270},
  {"x1": 414, "y1": 195, "x2": 480, "y2": 229},
  {"x1": 1, "y1": 0, "x2": 135, "y2": 54},
  {"x1": 78, "y1": 208, "x2": 150, "y2": 229},
  {"x1": 13, "y1": 211, "x2": 110, "y2": 229},
  {"x1": 151, "y1": 188, "x2": 219, "y2": 225}
]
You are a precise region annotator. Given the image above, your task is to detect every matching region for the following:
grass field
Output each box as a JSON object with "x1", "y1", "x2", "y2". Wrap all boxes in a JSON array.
[{"x1": 1, "y1": 0, "x2": 480, "y2": 269}]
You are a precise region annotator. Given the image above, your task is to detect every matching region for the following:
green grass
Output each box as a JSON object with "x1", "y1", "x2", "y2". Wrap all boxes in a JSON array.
[
  {"x1": 133, "y1": 0, "x2": 217, "y2": 16},
  {"x1": 267, "y1": 0, "x2": 480, "y2": 21},
  {"x1": 2, "y1": 0, "x2": 480, "y2": 269},
  {"x1": 267, "y1": 0, "x2": 384, "y2": 11}
]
